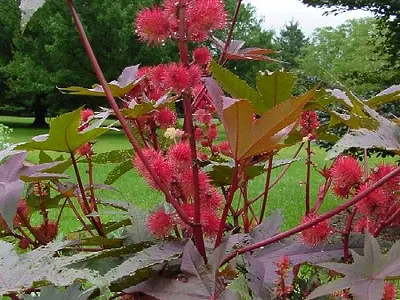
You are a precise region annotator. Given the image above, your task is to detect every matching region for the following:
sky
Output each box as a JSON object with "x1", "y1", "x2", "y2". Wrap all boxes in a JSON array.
[{"x1": 245, "y1": 0, "x2": 373, "y2": 36}]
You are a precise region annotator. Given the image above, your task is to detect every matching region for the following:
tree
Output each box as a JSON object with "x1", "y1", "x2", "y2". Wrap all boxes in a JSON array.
[
  {"x1": 276, "y1": 20, "x2": 309, "y2": 69},
  {"x1": 1, "y1": 0, "x2": 178, "y2": 126},
  {"x1": 301, "y1": 0, "x2": 400, "y2": 60},
  {"x1": 299, "y1": 18, "x2": 398, "y2": 98}
]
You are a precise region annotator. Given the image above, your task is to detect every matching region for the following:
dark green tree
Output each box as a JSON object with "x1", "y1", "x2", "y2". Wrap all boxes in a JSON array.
[
  {"x1": 1, "y1": 0, "x2": 178, "y2": 127},
  {"x1": 276, "y1": 20, "x2": 308, "y2": 69},
  {"x1": 301, "y1": 0, "x2": 400, "y2": 60}
]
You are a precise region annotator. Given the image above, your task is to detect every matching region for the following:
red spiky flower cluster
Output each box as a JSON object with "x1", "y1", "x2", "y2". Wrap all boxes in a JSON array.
[
  {"x1": 300, "y1": 110, "x2": 320, "y2": 138},
  {"x1": 300, "y1": 213, "x2": 332, "y2": 246},
  {"x1": 330, "y1": 156, "x2": 363, "y2": 198},
  {"x1": 136, "y1": 0, "x2": 227, "y2": 45}
]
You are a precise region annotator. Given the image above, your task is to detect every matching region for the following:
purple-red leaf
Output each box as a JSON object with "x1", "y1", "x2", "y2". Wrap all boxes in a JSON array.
[
  {"x1": 126, "y1": 241, "x2": 240, "y2": 299},
  {"x1": 307, "y1": 233, "x2": 400, "y2": 300},
  {"x1": 0, "y1": 152, "x2": 27, "y2": 228}
]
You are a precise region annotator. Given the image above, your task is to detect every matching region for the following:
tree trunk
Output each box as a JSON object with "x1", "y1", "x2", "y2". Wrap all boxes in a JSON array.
[{"x1": 32, "y1": 94, "x2": 48, "y2": 128}]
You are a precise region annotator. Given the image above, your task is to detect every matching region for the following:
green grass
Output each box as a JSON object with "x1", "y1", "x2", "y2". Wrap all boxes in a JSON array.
[{"x1": 1, "y1": 116, "x2": 396, "y2": 233}]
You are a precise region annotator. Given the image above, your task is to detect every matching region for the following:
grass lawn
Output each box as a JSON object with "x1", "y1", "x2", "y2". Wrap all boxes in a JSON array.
[{"x1": 1, "y1": 116, "x2": 396, "y2": 233}]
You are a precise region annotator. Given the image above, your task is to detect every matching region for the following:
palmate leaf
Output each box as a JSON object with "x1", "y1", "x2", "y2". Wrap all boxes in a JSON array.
[
  {"x1": 0, "y1": 152, "x2": 66, "y2": 228},
  {"x1": 22, "y1": 283, "x2": 94, "y2": 300},
  {"x1": 125, "y1": 241, "x2": 240, "y2": 300},
  {"x1": 307, "y1": 233, "x2": 400, "y2": 300},
  {"x1": 0, "y1": 241, "x2": 101, "y2": 295},
  {"x1": 92, "y1": 150, "x2": 133, "y2": 164},
  {"x1": 0, "y1": 152, "x2": 25, "y2": 229},
  {"x1": 16, "y1": 108, "x2": 108, "y2": 153},
  {"x1": 210, "y1": 62, "x2": 294, "y2": 114},
  {"x1": 104, "y1": 160, "x2": 133, "y2": 185},
  {"x1": 365, "y1": 85, "x2": 400, "y2": 108},
  {"x1": 245, "y1": 214, "x2": 364, "y2": 299},
  {"x1": 206, "y1": 78, "x2": 314, "y2": 160},
  {"x1": 327, "y1": 105, "x2": 400, "y2": 159},
  {"x1": 58, "y1": 65, "x2": 140, "y2": 97},
  {"x1": 211, "y1": 36, "x2": 278, "y2": 63},
  {"x1": 104, "y1": 241, "x2": 185, "y2": 291}
]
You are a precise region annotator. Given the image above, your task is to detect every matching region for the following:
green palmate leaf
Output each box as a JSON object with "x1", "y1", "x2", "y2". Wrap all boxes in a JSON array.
[
  {"x1": 206, "y1": 78, "x2": 314, "y2": 160},
  {"x1": 23, "y1": 283, "x2": 94, "y2": 300},
  {"x1": 123, "y1": 205, "x2": 153, "y2": 245},
  {"x1": 210, "y1": 61, "x2": 262, "y2": 111},
  {"x1": 327, "y1": 105, "x2": 400, "y2": 159},
  {"x1": 227, "y1": 273, "x2": 252, "y2": 300},
  {"x1": 121, "y1": 102, "x2": 156, "y2": 118},
  {"x1": 38, "y1": 151, "x2": 53, "y2": 164},
  {"x1": 203, "y1": 155, "x2": 301, "y2": 186},
  {"x1": 365, "y1": 85, "x2": 400, "y2": 108},
  {"x1": 92, "y1": 149, "x2": 133, "y2": 164},
  {"x1": 307, "y1": 233, "x2": 400, "y2": 300},
  {"x1": 223, "y1": 92, "x2": 314, "y2": 160},
  {"x1": 104, "y1": 160, "x2": 133, "y2": 185},
  {"x1": 20, "y1": 0, "x2": 46, "y2": 30},
  {"x1": 256, "y1": 71, "x2": 295, "y2": 111},
  {"x1": 0, "y1": 241, "x2": 102, "y2": 295},
  {"x1": 125, "y1": 241, "x2": 240, "y2": 300},
  {"x1": 17, "y1": 108, "x2": 108, "y2": 153},
  {"x1": 104, "y1": 241, "x2": 184, "y2": 291},
  {"x1": 58, "y1": 65, "x2": 140, "y2": 97}
]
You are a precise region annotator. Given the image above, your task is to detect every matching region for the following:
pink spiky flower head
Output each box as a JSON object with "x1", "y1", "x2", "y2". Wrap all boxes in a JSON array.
[
  {"x1": 383, "y1": 283, "x2": 397, "y2": 300},
  {"x1": 193, "y1": 47, "x2": 212, "y2": 65},
  {"x1": 330, "y1": 156, "x2": 362, "y2": 198},
  {"x1": 370, "y1": 164, "x2": 400, "y2": 193},
  {"x1": 300, "y1": 213, "x2": 332, "y2": 246},
  {"x1": 134, "y1": 148, "x2": 173, "y2": 190},
  {"x1": 168, "y1": 142, "x2": 192, "y2": 173},
  {"x1": 154, "y1": 108, "x2": 177, "y2": 129},
  {"x1": 136, "y1": 7, "x2": 170, "y2": 45},
  {"x1": 148, "y1": 208, "x2": 175, "y2": 237}
]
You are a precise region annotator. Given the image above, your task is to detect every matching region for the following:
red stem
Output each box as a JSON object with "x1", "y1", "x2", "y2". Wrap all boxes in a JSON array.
[
  {"x1": 70, "y1": 152, "x2": 104, "y2": 236},
  {"x1": 220, "y1": 167, "x2": 400, "y2": 266},
  {"x1": 259, "y1": 156, "x2": 273, "y2": 222},
  {"x1": 177, "y1": 0, "x2": 206, "y2": 260},
  {"x1": 87, "y1": 155, "x2": 104, "y2": 234},
  {"x1": 215, "y1": 163, "x2": 240, "y2": 248},
  {"x1": 218, "y1": 0, "x2": 243, "y2": 64},
  {"x1": 66, "y1": 0, "x2": 193, "y2": 227},
  {"x1": 305, "y1": 140, "x2": 311, "y2": 215},
  {"x1": 17, "y1": 210, "x2": 47, "y2": 245},
  {"x1": 311, "y1": 178, "x2": 332, "y2": 214},
  {"x1": 343, "y1": 208, "x2": 357, "y2": 262},
  {"x1": 66, "y1": 197, "x2": 95, "y2": 237},
  {"x1": 241, "y1": 183, "x2": 250, "y2": 232},
  {"x1": 375, "y1": 205, "x2": 400, "y2": 236},
  {"x1": 251, "y1": 143, "x2": 304, "y2": 203}
]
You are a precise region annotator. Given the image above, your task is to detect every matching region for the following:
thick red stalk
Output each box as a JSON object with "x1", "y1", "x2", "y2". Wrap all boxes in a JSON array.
[
  {"x1": 220, "y1": 167, "x2": 400, "y2": 266},
  {"x1": 305, "y1": 140, "x2": 311, "y2": 215},
  {"x1": 66, "y1": 0, "x2": 193, "y2": 226},
  {"x1": 343, "y1": 208, "x2": 357, "y2": 262},
  {"x1": 177, "y1": 0, "x2": 206, "y2": 259},
  {"x1": 259, "y1": 156, "x2": 273, "y2": 222},
  {"x1": 215, "y1": 163, "x2": 240, "y2": 248}
]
